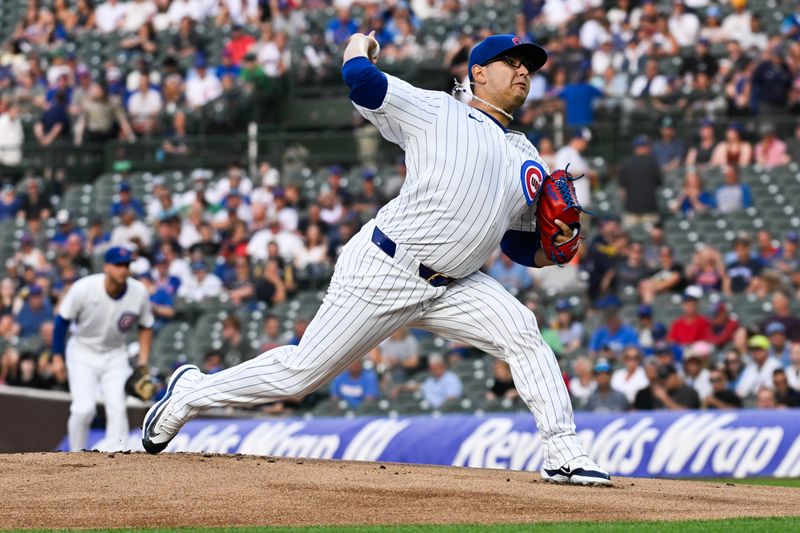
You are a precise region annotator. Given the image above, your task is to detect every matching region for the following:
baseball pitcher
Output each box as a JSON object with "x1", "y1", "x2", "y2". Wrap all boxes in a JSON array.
[{"x1": 143, "y1": 33, "x2": 610, "y2": 485}]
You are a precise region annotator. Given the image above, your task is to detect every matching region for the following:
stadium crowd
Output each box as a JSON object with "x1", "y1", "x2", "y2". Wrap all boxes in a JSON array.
[{"x1": 1, "y1": 0, "x2": 800, "y2": 416}]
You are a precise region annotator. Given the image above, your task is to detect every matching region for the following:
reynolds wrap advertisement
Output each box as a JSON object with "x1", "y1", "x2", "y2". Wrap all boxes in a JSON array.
[{"x1": 69, "y1": 410, "x2": 800, "y2": 478}]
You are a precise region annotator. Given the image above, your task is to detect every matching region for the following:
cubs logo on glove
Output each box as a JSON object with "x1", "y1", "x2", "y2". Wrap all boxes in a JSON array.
[
  {"x1": 536, "y1": 166, "x2": 586, "y2": 264},
  {"x1": 125, "y1": 365, "x2": 156, "y2": 401}
]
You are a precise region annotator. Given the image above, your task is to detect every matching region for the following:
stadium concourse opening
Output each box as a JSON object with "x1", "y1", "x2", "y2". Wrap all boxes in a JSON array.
[{"x1": 2, "y1": 452, "x2": 800, "y2": 529}]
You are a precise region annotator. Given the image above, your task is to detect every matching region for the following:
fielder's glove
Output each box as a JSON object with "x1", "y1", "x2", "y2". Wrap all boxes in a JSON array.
[
  {"x1": 125, "y1": 365, "x2": 156, "y2": 401},
  {"x1": 536, "y1": 166, "x2": 587, "y2": 264}
]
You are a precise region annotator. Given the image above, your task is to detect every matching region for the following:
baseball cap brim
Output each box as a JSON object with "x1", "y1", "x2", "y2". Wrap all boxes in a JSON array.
[
  {"x1": 488, "y1": 43, "x2": 548, "y2": 71},
  {"x1": 469, "y1": 35, "x2": 548, "y2": 81}
]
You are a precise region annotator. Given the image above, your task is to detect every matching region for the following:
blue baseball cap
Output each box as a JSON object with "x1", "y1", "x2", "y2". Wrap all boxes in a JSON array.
[
  {"x1": 105, "y1": 246, "x2": 133, "y2": 265},
  {"x1": 594, "y1": 359, "x2": 612, "y2": 373},
  {"x1": 468, "y1": 34, "x2": 548, "y2": 81}
]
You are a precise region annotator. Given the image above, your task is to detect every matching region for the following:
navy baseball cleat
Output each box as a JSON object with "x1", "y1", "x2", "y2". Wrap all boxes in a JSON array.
[
  {"x1": 142, "y1": 364, "x2": 203, "y2": 454},
  {"x1": 541, "y1": 455, "x2": 612, "y2": 486}
]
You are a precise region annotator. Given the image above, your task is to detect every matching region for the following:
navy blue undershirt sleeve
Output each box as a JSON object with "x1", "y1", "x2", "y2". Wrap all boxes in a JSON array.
[
  {"x1": 341, "y1": 56, "x2": 388, "y2": 110},
  {"x1": 52, "y1": 314, "x2": 71, "y2": 357},
  {"x1": 500, "y1": 230, "x2": 542, "y2": 268}
]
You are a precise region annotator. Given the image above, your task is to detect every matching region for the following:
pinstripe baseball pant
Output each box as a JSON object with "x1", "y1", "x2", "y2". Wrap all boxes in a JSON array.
[{"x1": 174, "y1": 220, "x2": 585, "y2": 468}]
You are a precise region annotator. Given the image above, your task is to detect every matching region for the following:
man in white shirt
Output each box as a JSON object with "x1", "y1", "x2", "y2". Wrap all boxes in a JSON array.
[
  {"x1": 247, "y1": 218, "x2": 304, "y2": 263},
  {"x1": 721, "y1": 0, "x2": 753, "y2": 44},
  {"x1": 630, "y1": 59, "x2": 668, "y2": 98},
  {"x1": 178, "y1": 261, "x2": 222, "y2": 302},
  {"x1": 96, "y1": 0, "x2": 128, "y2": 33},
  {"x1": 167, "y1": 0, "x2": 198, "y2": 27},
  {"x1": 611, "y1": 347, "x2": 649, "y2": 404},
  {"x1": 0, "y1": 104, "x2": 24, "y2": 167},
  {"x1": 668, "y1": 0, "x2": 700, "y2": 47},
  {"x1": 736, "y1": 335, "x2": 783, "y2": 399},
  {"x1": 209, "y1": 163, "x2": 253, "y2": 205},
  {"x1": 554, "y1": 129, "x2": 595, "y2": 208},
  {"x1": 123, "y1": 0, "x2": 156, "y2": 33},
  {"x1": 186, "y1": 57, "x2": 223, "y2": 109},
  {"x1": 127, "y1": 75, "x2": 163, "y2": 135},
  {"x1": 110, "y1": 207, "x2": 152, "y2": 249}
]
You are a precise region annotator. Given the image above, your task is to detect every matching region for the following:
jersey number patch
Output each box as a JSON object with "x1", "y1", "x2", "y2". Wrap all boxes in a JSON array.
[
  {"x1": 520, "y1": 160, "x2": 546, "y2": 206},
  {"x1": 118, "y1": 312, "x2": 139, "y2": 332}
]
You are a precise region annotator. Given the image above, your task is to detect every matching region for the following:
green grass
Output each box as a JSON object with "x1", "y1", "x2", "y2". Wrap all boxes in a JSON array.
[
  {"x1": 699, "y1": 477, "x2": 800, "y2": 488},
  {"x1": 14, "y1": 517, "x2": 800, "y2": 533}
]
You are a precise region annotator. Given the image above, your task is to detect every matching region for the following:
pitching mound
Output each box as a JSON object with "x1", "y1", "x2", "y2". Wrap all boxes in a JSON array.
[{"x1": 2, "y1": 452, "x2": 800, "y2": 529}]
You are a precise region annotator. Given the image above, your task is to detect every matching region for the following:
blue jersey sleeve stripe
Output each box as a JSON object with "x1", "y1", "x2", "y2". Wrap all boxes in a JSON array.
[
  {"x1": 500, "y1": 230, "x2": 541, "y2": 267},
  {"x1": 53, "y1": 314, "x2": 71, "y2": 356},
  {"x1": 341, "y1": 57, "x2": 388, "y2": 110}
]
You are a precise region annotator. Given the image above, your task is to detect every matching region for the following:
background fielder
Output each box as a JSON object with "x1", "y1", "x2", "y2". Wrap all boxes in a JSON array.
[
  {"x1": 53, "y1": 246, "x2": 154, "y2": 452},
  {"x1": 143, "y1": 33, "x2": 610, "y2": 484}
]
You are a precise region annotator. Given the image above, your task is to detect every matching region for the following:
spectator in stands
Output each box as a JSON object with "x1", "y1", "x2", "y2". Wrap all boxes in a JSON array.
[
  {"x1": 34, "y1": 89, "x2": 70, "y2": 177},
  {"x1": 670, "y1": 169, "x2": 715, "y2": 217},
  {"x1": 726, "y1": 233, "x2": 764, "y2": 294},
  {"x1": 74, "y1": 82, "x2": 134, "y2": 144},
  {"x1": 589, "y1": 296, "x2": 638, "y2": 358},
  {"x1": 286, "y1": 316, "x2": 309, "y2": 346},
  {"x1": 226, "y1": 256, "x2": 256, "y2": 308},
  {"x1": 682, "y1": 345, "x2": 713, "y2": 401},
  {"x1": 704, "y1": 368, "x2": 743, "y2": 409},
  {"x1": 752, "y1": 44, "x2": 793, "y2": 115},
  {"x1": 686, "y1": 246, "x2": 728, "y2": 293},
  {"x1": 201, "y1": 351, "x2": 225, "y2": 375},
  {"x1": 630, "y1": 59, "x2": 668, "y2": 99},
  {"x1": 137, "y1": 272, "x2": 174, "y2": 332},
  {"x1": 326, "y1": 7, "x2": 357, "y2": 47},
  {"x1": 18, "y1": 178, "x2": 52, "y2": 222},
  {"x1": 618, "y1": 135, "x2": 662, "y2": 228},
  {"x1": 754, "y1": 124, "x2": 790, "y2": 168},
  {"x1": 74, "y1": 0, "x2": 96, "y2": 32},
  {"x1": 773, "y1": 231, "x2": 800, "y2": 290},
  {"x1": 554, "y1": 128, "x2": 595, "y2": 208},
  {"x1": 352, "y1": 170, "x2": 385, "y2": 218},
  {"x1": 254, "y1": 257, "x2": 287, "y2": 307},
  {"x1": 737, "y1": 335, "x2": 783, "y2": 399},
  {"x1": 15, "y1": 285, "x2": 53, "y2": 339},
  {"x1": 652, "y1": 117, "x2": 685, "y2": 172},
  {"x1": 372, "y1": 327, "x2": 420, "y2": 384},
  {"x1": 761, "y1": 291, "x2": 800, "y2": 342},
  {"x1": 707, "y1": 301, "x2": 739, "y2": 348},
  {"x1": 653, "y1": 363, "x2": 701, "y2": 410},
  {"x1": 225, "y1": 24, "x2": 256, "y2": 66},
  {"x1": 110, "y1": 206, "x2": 151, "y2": 249},
  {"x1": 110, "y1": 182, "x2": 145, "y2": 218},
  {"x1": 294, "y1": 224, "x2": 329, "y2": 280},
  {"x1": 259, "y1": 314, "x2": 285, "y2": 352},
  {"x1": 610, "y1": 240, "x2": 652, "y2": 295},
  {"x1": 0, "y1": 278, "x2": 20, "y2": 339},
  {"x1": 330, "y1": 359, "x2": 380, "y2": 409},
  {"x1": 186, "y1": 56, "x2": 222, "y2": 109},
  {"x1": 773, "y1": 368, "x2": 800, "y2": 406},
  {"x1": 585, "y1": 216, "x2": 623, "y2": 302},
  {"x1": 714, "y1": 165, "x2": 752, "y2": 215},
  {"x1": 711, "y1": 124, "x2": 752, "y2": 168},
  {"x1": 785, "y1": 343, "x2": 800, "y2": 391},
  {"x1": 685, "y1": 119, "x2": 718, "y2": 168},
  {"x1": 569, "y1": 357, "x2": 596, "y2": 410},
  {"x1": 486, "y1": 359, "x2": 518, "y2": 402},
  {"x1": 220, "y1": 314, "x2": 251, "y2": 365},
  {"x1": 487, "y1": 252, "x2": 532, "y2": 295},
  {"x1": 95, "y1": 0, "x2": 127, "y2": 33},
  {"x1": 585, "y1": 359, "x2": 629, "y2": 412},
  {"x1": 668, "y1": 286, "x2": 711, "y2": 346},
  {"x1": 419, "y1": 354, "x2": 463, "y2": 409},
  {"x1": 51, "y1": 209, "x2": 84, "y2": 249},
  {"x1": 178, "y1": 261, "x2": 222, "y2": 303},
  {"x1": 611, "y1": 347, "x2": 649, "y2": 405},
  {"x1": 755, "y1": 229, "x2": 778, "y2": 266},
  {"x1": 766, "y1": 321, "x2": 791, "y2": 366},
  {"x1": 640, "y1": 245, "x2": 687, "y2": 304},
  {"x1": 754, "y1": 386, "x2": 779, "y2": 408},
  {"x1": 127, "y1": 75, "x2": 163, "y2": 136},
  {"x1": 552, "y1": 299, "x2": 583, "y2": 356},
  {"x1": 0, "y1": 103, "x2": 24, "y2": 170},
  {"x1": 0, "y1": 184, "x2": 22, "y2": 222},
  {"x1": 15, "y1": 234, "x2": 47, "y2": 271},
  {"x1": 723, "y1": 349, "x2": 746, "y2": 392},
  {"x1": 557, "y1": 70, "x2": 604, "y2": 128}
]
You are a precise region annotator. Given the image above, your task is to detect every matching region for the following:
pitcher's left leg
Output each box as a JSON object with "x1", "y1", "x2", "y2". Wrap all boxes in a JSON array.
[{"x1": 412, "y1": 271, "x2": 610, "y2": 484}]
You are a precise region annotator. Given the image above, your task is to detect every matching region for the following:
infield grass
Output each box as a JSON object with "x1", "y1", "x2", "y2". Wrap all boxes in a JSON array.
[
  {"x1": 700, "y1": 477, "x2": 800, "y2": 488},
  {"x1": 16, "y1": 517, "x2": 800, "y2": 533}
]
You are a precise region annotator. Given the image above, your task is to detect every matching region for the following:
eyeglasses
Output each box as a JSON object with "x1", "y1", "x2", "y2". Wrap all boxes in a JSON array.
[{"x1": 484, "y1": 56, "x2": 535, "y2": 77}]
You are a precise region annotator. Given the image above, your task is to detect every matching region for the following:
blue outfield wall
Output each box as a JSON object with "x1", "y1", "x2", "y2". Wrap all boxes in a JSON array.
[{"x1": 65, "y1": 409, "x2": 800, "y2": 478}]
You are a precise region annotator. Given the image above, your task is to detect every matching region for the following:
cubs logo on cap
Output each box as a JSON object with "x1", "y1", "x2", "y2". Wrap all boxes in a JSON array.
[
  {"x1": 105, "y1": 246, "x2": 133, "y2": 265},
  {"x1": 520, "y1": 160, "x2": 546, "y2": 206},
  {"x1": 468, "y1": 34, "x2": 548, "y2": 81}
]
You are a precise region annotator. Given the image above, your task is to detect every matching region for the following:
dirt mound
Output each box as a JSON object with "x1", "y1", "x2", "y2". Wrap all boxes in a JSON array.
[{"x1": 2, "y1": 452, "x2": 799, "y2": 529}]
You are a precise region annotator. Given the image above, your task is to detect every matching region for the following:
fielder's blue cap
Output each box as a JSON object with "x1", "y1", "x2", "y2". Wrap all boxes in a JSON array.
[
  {"x1": 105, "y1": 246, "x2": 133, "y2": 265},
  {"x1": 468, "y1": 34, "x2": 548, "y2": 81}
]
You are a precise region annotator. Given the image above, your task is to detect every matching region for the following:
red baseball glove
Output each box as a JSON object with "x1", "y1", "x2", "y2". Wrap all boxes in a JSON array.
[{"x1": 536, "y1": 167, "x2": 586, "y2": 264}]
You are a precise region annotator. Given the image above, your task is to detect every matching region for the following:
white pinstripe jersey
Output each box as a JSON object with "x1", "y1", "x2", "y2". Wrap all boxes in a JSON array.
[
  {"x1": 354, "y1": 74, "x2": 550, "y2": 279},
  {"x1": 59, "y1": 274, "x2": 154, "y2": 354}
]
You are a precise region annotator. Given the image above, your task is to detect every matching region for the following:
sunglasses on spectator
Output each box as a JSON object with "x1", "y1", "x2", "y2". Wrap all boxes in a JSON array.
[{"x1": 484, "y1": 56, "x2": 536, "y2": 77}]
